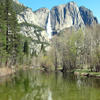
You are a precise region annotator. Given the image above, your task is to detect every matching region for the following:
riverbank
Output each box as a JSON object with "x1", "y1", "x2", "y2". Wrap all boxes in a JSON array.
[
  {"x1": 0, "y1": 66, "x2": 31, "y2": 78},
  {"x1": 1, "y1": 66, "x2": 100, "y2": 79},
  {"x1": 74, "y1": 69, "x2": 100, "y2": 78},
  {"x1": 0, "y1": 67, "x2": 14, "y2": 78}
]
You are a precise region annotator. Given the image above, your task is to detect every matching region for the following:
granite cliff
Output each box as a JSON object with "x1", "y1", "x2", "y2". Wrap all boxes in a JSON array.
[
  {"x1": 12, "y1": 0, "x2": 99, "y2": 40},
  {"x1": 16, "y1": 1, "x2": 98, "y2": 37}
]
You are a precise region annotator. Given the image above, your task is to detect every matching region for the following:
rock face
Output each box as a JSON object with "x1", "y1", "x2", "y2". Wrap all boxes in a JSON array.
[
  {"x1": 50, "y1": 2, "x2": 84, "y2": 32},
  {"x1": 34, "y1": 8, "x2": 50, "y2": 28},
  {"x1": 79, "y1": 6, "x2": 98, "y2": 26},
  {"x1": 21, "y1": 26, "x2": 49, "y2": 54},
  {"x1": 18, "y1": 8, "x2": 49, "y2": 29},
  {"x1": 17, "y1": 7, "x2": 50, "y2": 54},
  {"x1": 18, "y1": 8, "x2": 37, "y2": 24},
  {"x1": 17, "y1": 1, "x2": 98, "y2": 38}
]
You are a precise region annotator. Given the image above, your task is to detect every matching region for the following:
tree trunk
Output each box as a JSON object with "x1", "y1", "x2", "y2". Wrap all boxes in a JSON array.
[{"x1": 54, "y1": 50, "x2": 58, "y2": 72}]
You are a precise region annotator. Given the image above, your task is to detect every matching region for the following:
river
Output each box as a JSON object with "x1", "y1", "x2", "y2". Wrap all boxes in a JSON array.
[{"x1": 0, "y1": 70, "x2": 100, "y2": 100}]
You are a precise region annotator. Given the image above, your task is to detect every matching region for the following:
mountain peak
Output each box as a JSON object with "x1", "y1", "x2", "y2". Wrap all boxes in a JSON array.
[
  {"x1": 67, "y1": 1, "x2": 76, "y2": 5},
  {"x1": 79, "y1": 6, "x2": 98, "y2": 25},
  {"x1": 34, "y1": 8, "x2": 49, "y2": 13}
]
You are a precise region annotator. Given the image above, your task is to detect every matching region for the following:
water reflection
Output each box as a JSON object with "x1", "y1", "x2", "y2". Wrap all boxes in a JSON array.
[
  {"x1": 0, "y1": 70, "x2": 100, "y2": 100},
  {"x1": 48, "y1": 88, "x2": 52, "y2": 100}
]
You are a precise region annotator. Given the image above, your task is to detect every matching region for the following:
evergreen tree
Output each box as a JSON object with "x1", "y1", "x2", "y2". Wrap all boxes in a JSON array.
[
  {"x1": 4, "y1": 0, "x2": 23, "y2": 66},
  {"x1": 0, "y1": 2, "x2": 7, "y2": 66},
  {"x1": 23, "y1": 40, "x2": 29, "y2": 56}
]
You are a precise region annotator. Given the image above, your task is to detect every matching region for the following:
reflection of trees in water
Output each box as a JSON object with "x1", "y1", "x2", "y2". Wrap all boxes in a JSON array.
[
  {"x1": 22, "y1": 84, "x2": 48, "y2": 100},
  {"x1": 8, "y1": 70, "x2": 53, "y2": 100},
  {"x1": 22, "y1": 85, "x2": 52, "y2": 100},
  {"x1": 48, "y1": 88, "x2": 52, "y2": 100},
  {"x1": 75, "y1": 77, "x2": 100, "y2": 100},
  {"x1": 76, "y1": 76, "x2": 100, "y2": 89},
  {"x1": 0, "y1": 71, "x2": 100, "y2": 100}
]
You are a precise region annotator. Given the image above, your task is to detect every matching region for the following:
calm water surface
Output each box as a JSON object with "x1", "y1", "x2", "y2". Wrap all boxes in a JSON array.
[{"x1": 0, "y1": 70, "x2": 100, "y2": 100}]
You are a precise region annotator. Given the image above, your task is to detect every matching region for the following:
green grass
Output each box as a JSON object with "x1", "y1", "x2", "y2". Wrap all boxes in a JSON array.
[
  {"x1": 74, "y1": 69, "x2": 100, "y2": 77},
  {"x1": 75, "y1": 69, "x2": 90, "y2": 73}
]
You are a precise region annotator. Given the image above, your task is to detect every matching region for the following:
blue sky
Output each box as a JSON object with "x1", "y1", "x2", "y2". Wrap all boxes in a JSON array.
[{"x1": 19, "y1": 0, "x2": 100, "y2": 23}]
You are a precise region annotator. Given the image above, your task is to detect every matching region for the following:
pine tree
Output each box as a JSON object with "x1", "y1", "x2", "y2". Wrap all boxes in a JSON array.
[
  {"x1": 0, "y1": 2, "x2": 7, "y2": 66},
  {"x1": 0, "y1": 0, "x2": 30, "y2": 66},
  {"x1": 23, "y1": 40, "x2": 29, "y2": 56},
  {"x1": 4, "y1": 0, "x2": 23, "y2": 66}
]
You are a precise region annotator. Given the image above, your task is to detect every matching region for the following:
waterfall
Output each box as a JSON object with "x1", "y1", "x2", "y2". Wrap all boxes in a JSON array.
[{"x1": 46, "y1": 12, "x2": 52, "y2": 39}]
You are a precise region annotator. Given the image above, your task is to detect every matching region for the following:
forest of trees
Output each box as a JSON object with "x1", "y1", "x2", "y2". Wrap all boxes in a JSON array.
[
  {"x1": 0, "y1": 0, "x2": 32, "y2": 68},
  {"x1": 38, "y1": 25, "x2": 100, "y2": 73}
]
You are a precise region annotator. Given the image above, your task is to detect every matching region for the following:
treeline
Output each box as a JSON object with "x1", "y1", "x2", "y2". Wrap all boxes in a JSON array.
[
  {"x1": 0, "y1": 0, "x2": 31, "y2": 67},
  {"x1": 38, "y1": 25, "x2": 100, "y2": 72}
]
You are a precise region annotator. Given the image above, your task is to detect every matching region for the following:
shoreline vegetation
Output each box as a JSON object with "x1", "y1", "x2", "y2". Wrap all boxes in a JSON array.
[
  {"x1": 0, "y1": 67, "x2": 13, "y2": 77},
  {"x1": 74, "y1": 69, "x2": 100, "y2": 78},
  {"x1": 0, "y1": 0, "x2": 100, "y2": 81},
  {"x1": 1, "y1": 67, "x2": 100, "y2": 80},
  {"x1": 0, "y1": 66, "x2": 26, "y2": 78}
]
